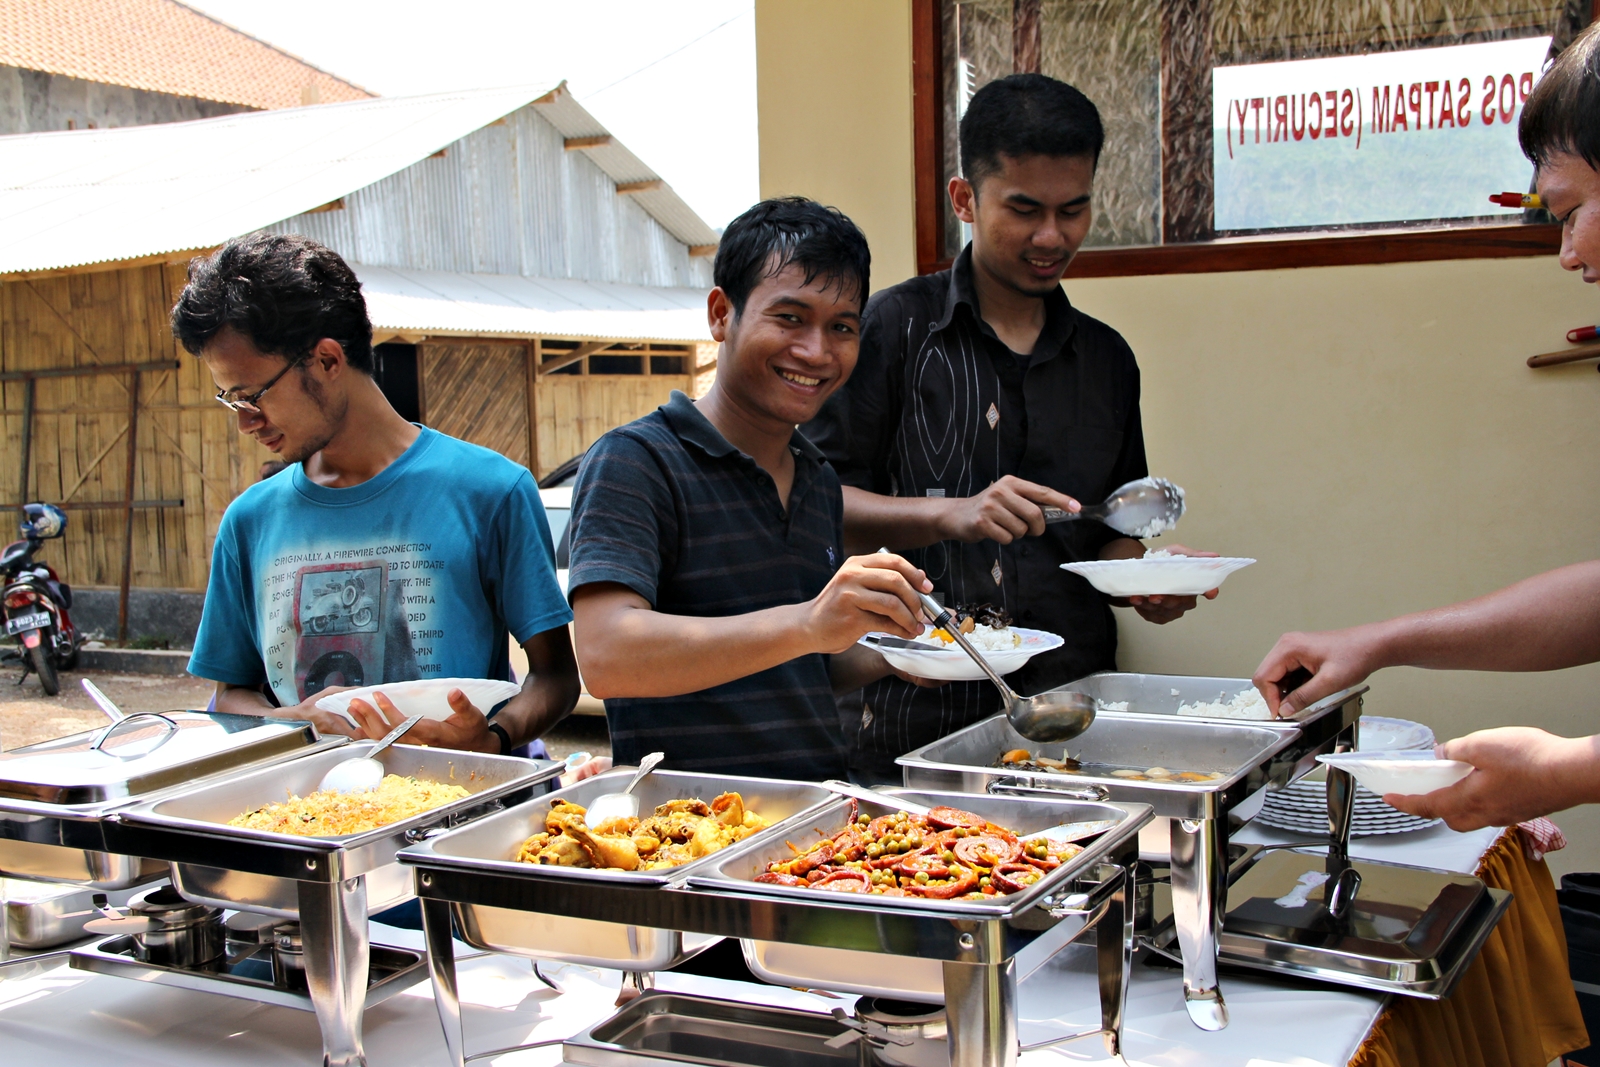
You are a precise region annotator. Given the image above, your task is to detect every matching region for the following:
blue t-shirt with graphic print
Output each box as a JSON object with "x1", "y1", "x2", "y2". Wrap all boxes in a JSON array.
[{"x1": 189, "y1": 427, "x2": 570, "y2": 707}]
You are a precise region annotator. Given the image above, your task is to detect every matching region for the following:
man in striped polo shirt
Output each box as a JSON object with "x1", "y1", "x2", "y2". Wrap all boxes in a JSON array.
[{"x1": 565, "y1": 198, "x2": 936, "y2": 781}]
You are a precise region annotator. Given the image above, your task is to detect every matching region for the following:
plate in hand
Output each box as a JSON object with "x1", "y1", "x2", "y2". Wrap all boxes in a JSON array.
[
  {"x1": 1060, "y1": 556, "x2": 1255, "y2": 597},
  {"x1": 860, "y1": 627, "x2": 1064, "y2": 681},
  {"x1": 313, "y1": 677, "x2": 521, "y2": 727}
]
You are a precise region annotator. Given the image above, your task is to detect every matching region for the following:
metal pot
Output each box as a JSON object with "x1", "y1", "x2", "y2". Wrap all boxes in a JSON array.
[
  {"x1": 127, "y1": 884, "x2": 223, "y2": 968},
  {"x1": 272, "y1": 922, "x2": 308, "y2": 992}
]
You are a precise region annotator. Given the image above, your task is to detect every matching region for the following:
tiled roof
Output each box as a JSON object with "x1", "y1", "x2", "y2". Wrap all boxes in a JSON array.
[{"x1": 0, "y1": 0, "x2": 372, "y2": 110}]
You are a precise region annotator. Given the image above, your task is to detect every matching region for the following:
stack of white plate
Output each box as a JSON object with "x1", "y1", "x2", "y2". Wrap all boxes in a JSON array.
[{"x1": 1256, "y1": 716, "x2": 1440, "y2": 837}]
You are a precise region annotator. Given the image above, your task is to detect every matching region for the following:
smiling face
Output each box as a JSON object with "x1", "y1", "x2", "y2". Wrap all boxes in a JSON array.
[
  {"x1": 204, "y1": 328, "x2": 348, "y2": 463},
  {"x1": 1537, "y1": 151, "x2": 1600, "y2": 284},
  {"x1": 951, "y1": 152, "x2": 1096, "y2": 298},
  {"x1": 707, "y1": 259, "x2": 863, "y2": 430}
]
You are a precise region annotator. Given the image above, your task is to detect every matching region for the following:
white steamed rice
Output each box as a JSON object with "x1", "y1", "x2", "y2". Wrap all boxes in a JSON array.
[{"x1": 1176, "y1": 688, "x2": 1272, "y2": 720}]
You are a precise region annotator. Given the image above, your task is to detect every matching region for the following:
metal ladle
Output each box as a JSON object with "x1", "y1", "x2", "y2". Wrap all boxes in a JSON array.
[
  {"x1": 916, "y1": 592, "x2": 1096, "y2": 743},
  {"x1": 317, "y1": 714, "x2": 423, "y2": 794},
  {"x1": 1043, "y1": 476, "x2": 1186, "y2": 538}
]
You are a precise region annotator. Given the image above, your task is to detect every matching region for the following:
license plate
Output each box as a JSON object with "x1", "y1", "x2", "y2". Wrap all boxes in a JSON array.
[{"x1": 5, "y1": 612, "x2": 50, "y2": 635}]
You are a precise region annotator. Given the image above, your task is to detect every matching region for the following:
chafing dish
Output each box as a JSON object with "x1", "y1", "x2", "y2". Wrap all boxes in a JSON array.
[
  {"x1": 102, "y1": 742, "x2": 559, "y2": 1067},
  {"x1": 415, "y1": 769, "x2": 835, "y2": 970},
  {"x1": 898, "y1": 678, "x2": 1366, "y2": 1032},
  {"x1": 0, "y1": 712, "x2": 335, "y2": 888},
  {"x1": 403, "y1": 784, "x2": 1152, "y2": 1067}
]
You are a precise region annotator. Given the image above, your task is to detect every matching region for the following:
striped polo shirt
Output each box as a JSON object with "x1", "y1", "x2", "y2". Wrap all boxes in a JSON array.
[{"x1": 566, "y1": 390, "x2": 848, "y2": 781}]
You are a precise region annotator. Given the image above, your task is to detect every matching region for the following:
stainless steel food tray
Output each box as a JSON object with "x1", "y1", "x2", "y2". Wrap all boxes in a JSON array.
[
  {"x1": 692, "y1": 790, "x2": 1145, "y2": 1004},
  {"x1": 110, "y1": 742, "x2": 559, "y2": 914},
  {"x1": 414, "y1": 769, "x2": 836, "y2": 969},
  {"x1": 404, "y1": 787, "x2": 1152, "y2": 1067},
  {"x1": 0, "y1": 713, "x2": 339, "y2": 889},
  {"x1": 564, "y1": 991, "x2": 864, "y2": 1067}
]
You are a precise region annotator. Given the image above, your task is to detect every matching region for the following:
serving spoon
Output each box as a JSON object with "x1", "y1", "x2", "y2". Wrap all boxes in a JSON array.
[
  {"x1": 1043, "y1": 476, "x2": 1186, "y2": 538},
  {"x1": 583, "y1": 751, "x2": 665, "y2": 827},
  {"x1": 317, "y1": 715, "x2": 423, "y2": 794},
  {"x1": 916, "y1": 592, "x2": 1096, "y2": 743}
]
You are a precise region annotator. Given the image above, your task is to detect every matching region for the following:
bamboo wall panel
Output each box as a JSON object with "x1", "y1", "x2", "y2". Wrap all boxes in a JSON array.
[
  {"x1": 0, "y1": 263, "x2": 272, "y2": 593},
  {"x1": 419, "y1": 342, "x2": 531, "y2": 467},
  {"x1": 535, "y1": 375, "x2": 683, "y2": 478}
]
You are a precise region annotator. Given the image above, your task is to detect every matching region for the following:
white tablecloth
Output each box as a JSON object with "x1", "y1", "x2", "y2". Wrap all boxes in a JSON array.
[{"x1": 0, "y1": 823, "x2": 1506, "y2": 1067}]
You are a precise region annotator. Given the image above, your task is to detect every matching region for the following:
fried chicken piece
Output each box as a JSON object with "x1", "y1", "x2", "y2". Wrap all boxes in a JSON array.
[
  {"x1": 711, "y1": 792, "x2": 744, "y2": 827},
  {"x1": 537, "y1": 835, "x2": 593, "y2": 867},
  {"x1": 654, "y1": 798, "x2": 711, "y2": 818},
  {"x1": 547, "y1": 801, "x2": 589, "y2": 835},
  {"x1": 567, "y1": 826, "x2": 642, "y2": 871}
]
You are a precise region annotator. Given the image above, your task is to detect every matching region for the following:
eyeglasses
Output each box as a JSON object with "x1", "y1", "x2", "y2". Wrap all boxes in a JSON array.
[{"x1": 214, "y1": 358, "x2": 304, "y2": 415}]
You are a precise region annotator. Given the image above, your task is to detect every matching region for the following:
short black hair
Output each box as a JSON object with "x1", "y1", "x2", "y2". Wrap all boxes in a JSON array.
[
  {"x1": 713, "y1": 197, "x2": 871, "y2": 317},
  {"x1": 1521, "y1": 22, "x2": 1600, "y2": 170},
  {"x1": 960, "y1": 74, "x2": 1104, "y2": 189},
  {"x1": 171, "y1": 232, "x2": 374, "y2": 373}
]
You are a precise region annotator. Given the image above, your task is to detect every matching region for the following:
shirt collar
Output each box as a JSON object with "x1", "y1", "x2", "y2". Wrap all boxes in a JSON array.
[
  {"x1": 659, "y1": 389, "x2": 826, "y2": 464},
  {"x1": 933, "y1": 244, "x2": 1078, "y2": 363}
]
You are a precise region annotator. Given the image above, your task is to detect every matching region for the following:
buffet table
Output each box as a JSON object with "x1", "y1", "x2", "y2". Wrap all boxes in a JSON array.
[{"x1": 0, "y1": 820, "x2": 1581, "y2": 1067}]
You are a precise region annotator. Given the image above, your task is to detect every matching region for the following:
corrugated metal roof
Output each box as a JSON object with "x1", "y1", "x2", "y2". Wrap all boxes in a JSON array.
[
  {"x1": 532, "y1": 85, "x2": 721, "y2": 249},
  {"x1": 0, "y1": 0, "x2": 372, "y2": 110},
  {"x1": 0, "y1": 85, "x2": 547, "y2": 274},
  {"x1": 0, "y1": 81, "x2": 720, "y2": 277},
  {"x1": 356, "y1": 263, "x2": 711, "y2": 344}
]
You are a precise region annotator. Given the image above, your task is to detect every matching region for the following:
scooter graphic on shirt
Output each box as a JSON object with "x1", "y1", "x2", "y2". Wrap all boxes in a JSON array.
[{"x1": 291, "y1": 561, "x2": 418, "y2": 700}]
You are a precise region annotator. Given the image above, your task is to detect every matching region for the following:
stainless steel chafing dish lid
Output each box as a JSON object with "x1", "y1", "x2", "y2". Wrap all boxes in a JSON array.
[
  {"x1": 687, "y1": 789, "x2": 1153, "y2": 919},
  {"x1": 399, "y1": 769, "x2": 837, "y2": 886},
  {"x1": 898, "y1": 710, "x2": 1299, "y2": 794},
  {"x1": 0, "y1": 712, "x2": 338, "y2": 807}
]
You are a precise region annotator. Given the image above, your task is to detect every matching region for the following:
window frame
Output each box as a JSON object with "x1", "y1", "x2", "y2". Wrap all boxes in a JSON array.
[{"x1": 910, "y1": 0, "x2": 1581, "y2": 277}]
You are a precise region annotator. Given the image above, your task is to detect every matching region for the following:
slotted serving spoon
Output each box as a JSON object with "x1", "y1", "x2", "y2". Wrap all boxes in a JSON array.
[
  {"x1": 917, "y1": 592, "x2": 1096, "y2": 744},
  {"x1": 317, "y1": 715, "x2": 423, "y2": 794},
  {"x1": 1043, "y1": 476, "x2": 1186, "y2": 538}
]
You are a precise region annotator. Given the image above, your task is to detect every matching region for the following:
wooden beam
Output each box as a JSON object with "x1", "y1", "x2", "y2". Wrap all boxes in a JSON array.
[
  {"x1": 688, "y1": 244, "x2": 719, "y2": 257},
  {"x1": 615, "y1": 179, "x2": 663, "y2": 194},
  {"x1": 1012, "y1": 0, "x2": 1041, "y2": 73},
  {"x1": 564, "y1": 135, "x2": 613, "y2": 150},
  {"x1": 1159, "y1": 0, "x2": 1214, "y2": 243},
  {"x1": 526, "y1": 339, "x2": 540, "y2": 478},
  {"x1": 911, "y1": 0, "x2": 945, "y2": 275},
  {"x1": 537, "y1": 341, "x2": 612, "y2": 377},
  {"x1": 118, "y1": 371, "x2": 140, "y2": 644},
  {"x1": 17, "y1": 377, "x2": 34, "y2": 507},
  {"x1": 0, "y1": 360, "x2": 179, "y2": 382},
  {"x1": 304, "y1": 198, "x2": 345, "y2": 214}
]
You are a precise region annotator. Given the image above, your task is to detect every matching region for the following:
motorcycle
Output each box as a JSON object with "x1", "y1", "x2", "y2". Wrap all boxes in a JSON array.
[{"x1": 2, "y1": 503, "x2": 81, "y2": 696}]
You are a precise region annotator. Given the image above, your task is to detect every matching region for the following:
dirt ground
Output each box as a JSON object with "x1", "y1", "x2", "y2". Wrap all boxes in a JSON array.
[{"x1": 0, "y1": 664, "x2": 612, "y2": 759}]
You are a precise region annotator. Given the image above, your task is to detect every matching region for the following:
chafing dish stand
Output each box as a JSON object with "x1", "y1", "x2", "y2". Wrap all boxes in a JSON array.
[
  {"x1": 898, "y1": 676, "x2": 1367, "y2": 1031},
  {"x1": 404, "y1": 787, "x2": 1154, "y2": 1067}
]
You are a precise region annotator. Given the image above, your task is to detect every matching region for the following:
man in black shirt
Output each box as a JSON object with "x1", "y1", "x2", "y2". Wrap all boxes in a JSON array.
[
  {"x1": 567, "y1": 198, "x2": 935, "y2": 781},
  {"x1": 807, "y1": 75, "x2": 1217, "y2": 783}
]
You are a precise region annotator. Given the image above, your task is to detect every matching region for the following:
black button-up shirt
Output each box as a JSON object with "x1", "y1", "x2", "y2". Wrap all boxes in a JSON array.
[
  {"x1": 568, "y1": 390, "x2": 849, "y2": 781},
  {"x1": 804, "y1": 246, "x2": 1147, "y2": 781}
]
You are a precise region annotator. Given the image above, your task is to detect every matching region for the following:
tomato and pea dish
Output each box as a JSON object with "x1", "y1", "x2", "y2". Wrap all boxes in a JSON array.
[{"x1": 755, "y1": 804, "x2": 1084, "y2": 900}]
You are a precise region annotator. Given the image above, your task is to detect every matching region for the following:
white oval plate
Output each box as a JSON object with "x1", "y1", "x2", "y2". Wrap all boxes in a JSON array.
[
  {"x1": 313, "y1": 677, "x2": 521, "y2": 726},
  {"x1": 861, "y1": 627, "x2": 1065, "y2": 681},
  {"x1": 1316, "y1": 751, "x2": 1472, "y2": 796},
  {"x1": 1060, "y1": 556, "x2": 1256, "y2": 597}
]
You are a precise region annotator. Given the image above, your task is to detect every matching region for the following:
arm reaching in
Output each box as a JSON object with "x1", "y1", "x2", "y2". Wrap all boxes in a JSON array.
[
  {"x1": 573, "y1": 552, "x2": 934, "y2": 699},
  {"x1": 1385, "y1": 727, "x2": 1600, "y2": 831},
  {"x1": 841, "y1": 477, "x2": 1080, "y2": 555},
  {"x1": 1254, "y1": 560, "x2": 1600, "y2": 717}
]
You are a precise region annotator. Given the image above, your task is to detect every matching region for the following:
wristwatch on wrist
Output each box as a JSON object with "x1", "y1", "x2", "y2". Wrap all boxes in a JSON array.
[{"x1": 486, "y1": 722, "x2": 513, "y2": 755}]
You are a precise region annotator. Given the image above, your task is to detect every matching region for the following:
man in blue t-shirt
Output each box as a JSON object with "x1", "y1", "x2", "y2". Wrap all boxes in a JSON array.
[{"x1": 174, "y1": 233, "x2": 579, "y2": 754}]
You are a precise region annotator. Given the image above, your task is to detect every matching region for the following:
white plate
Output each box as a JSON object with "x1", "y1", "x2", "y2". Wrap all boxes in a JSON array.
[
  {"x1": 1060, "y1": 556, "x2": 1256, "y2": 597},
  {"x1": 1357, "y1": 716, "x2": 1436, "y2": 753},
  {"x1": 313, "y1": 677, "x2": 521, "y2": 727},
  {"x1": 861, "y1": 627, "x2": 1065, "y2": 681},
  {"x1": 1316, "y1": 751, "x2": 1472, "y2": 796}
]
